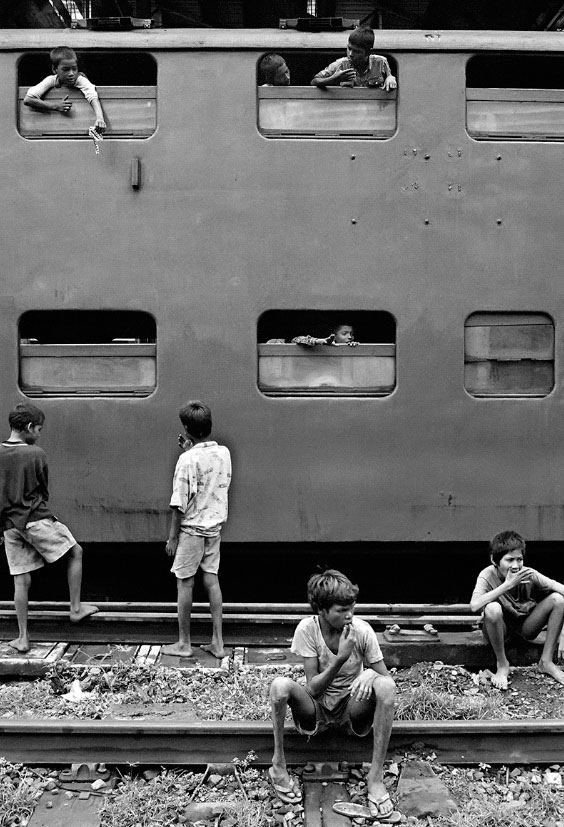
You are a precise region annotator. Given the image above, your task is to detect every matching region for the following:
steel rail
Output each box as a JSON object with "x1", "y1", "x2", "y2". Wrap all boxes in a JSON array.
[{"x1": 1, "y1": 719, "x2": 563, "y2": 766}]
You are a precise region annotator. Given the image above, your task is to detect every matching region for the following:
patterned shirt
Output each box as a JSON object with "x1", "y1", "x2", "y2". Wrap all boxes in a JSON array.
[
  {"x1": 25, "y1": 73, "x2": 98, "y2": 104},
  {"x1": 291, "y1": 616, "x2": 383, "y2": 710},
  {"x1": 169, "y1": 441, "x2": 231, "y2": 537},
  {"x1": 471, "y1": 564, "x2": 556, "y2": 621},
  {"x1": 313, "y1": 55, "x2": 393, "y2": 88}
]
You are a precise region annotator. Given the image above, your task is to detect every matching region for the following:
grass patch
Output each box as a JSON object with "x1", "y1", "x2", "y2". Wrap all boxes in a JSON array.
[
  {"x1": 0, "y1": 759, "x2": 41, "y2": 827},
  {"x1": 395, "y1": 683, "x2": 506, "y2": 720}
]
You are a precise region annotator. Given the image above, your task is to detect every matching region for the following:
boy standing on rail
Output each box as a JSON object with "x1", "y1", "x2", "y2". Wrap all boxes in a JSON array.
[
  {"x1": 163, "y1": 401, "x2": 231, "y2": 659},
  {"x1": 471, "y1": 530, "x2": 564, "y2": 689},
  {"x1": 269, "y1": 570, "x2": 399, "y2": 822},
  {"x1": 24, "y1": 46, "x2": 106, "y2": 134},
  {"x1": 0, "y1": 403, "x2": 98, "y2": 653},
  {"x1": 311, "y1": 27, "x2": 397, "y2": 91}
]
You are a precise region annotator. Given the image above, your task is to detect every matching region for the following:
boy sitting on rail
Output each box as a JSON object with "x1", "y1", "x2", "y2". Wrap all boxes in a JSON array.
[
  {"x1": 470, "y1": 530, "x2": 564, "y2": 689},
  {"x1": 0, "y1": 403, "x2": 98, "y2": 653},
  {"x1": 163, "y1": 401, "x2": 231, "y2": 659},
  {"x1": 269, "y1": 570, "x2": 399, "y2": 822},
  {"x1": 24, "y1": 46, "x2": 106, "y2": 134},
  {"x1": 311, "y1": 27, "x2": 397, "y2": 91}
]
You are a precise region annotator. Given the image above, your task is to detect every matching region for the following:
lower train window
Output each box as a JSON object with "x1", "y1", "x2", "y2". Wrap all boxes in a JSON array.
[
  {"x1": 19, "y1": 310, "x2": 156, "y2": 397},
  {"x1": 257, "y1": 310, "x2": 396, "y2": 397},
  {"x1": 464, "y1": 313, "x2": 554, "y2": 398},
  {"x1": 466, "y1": 55, "x2": 564, "y2": 141},
  {"x1": 18, "y1": 52, "x2": 157, "y2": 139},
  {"x1": 257, "y1": 52, "x2": 397, "y2": 139}
]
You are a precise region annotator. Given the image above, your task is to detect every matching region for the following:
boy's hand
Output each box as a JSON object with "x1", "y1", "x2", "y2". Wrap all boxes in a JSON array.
[
  {"x1": 165, "y1": 537, "x2": 179, "y2": 557},
  {"x1": 333, "y1": 68, "x2": 356, "y2": 85},
  {"x1": 384, "y1": 75, "x2": 397, "y2": 92},
  {"x1": 53, "y1": 95, "x2": 72, "y2": 113},
  {"x1": 348, "y1": 340, "x2": 359, "y2": 347},
  {"x1": 337, "y1": 623, "x2": 356, "y2": 662},
  {"x1": 178, "y1": 434, "x2": 193, "y2": 451},
  {"x1": 504, "y1": 567, "x2": 533, "y2": 587},
  {"x1": 349, "y1": 669, "x2": 375, "y2": 701},
  {"x1": 95, "y1": 118, "x2": 106, "y2": 132},
  {"x1": 323, "y1": 334, "x2": 336, "y2": 345}
]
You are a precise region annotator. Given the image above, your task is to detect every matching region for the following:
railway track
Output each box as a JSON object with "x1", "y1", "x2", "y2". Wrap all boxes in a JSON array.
[{"x1": 2, "y1": 718, "x2": 564, "y2": 766}]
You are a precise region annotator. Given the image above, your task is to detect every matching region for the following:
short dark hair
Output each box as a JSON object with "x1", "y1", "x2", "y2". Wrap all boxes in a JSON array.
[
  {"x1": 9, "y1": 402, "x2": 45, "y2": 431},
  {"x1": 258, "y1": 53, "x2": 286, "y2": 85},
  {"x1": 307, "y1": 569, "x2": 359, "y2": 612},
  {"x1": 179, "y1": 400, "x2": 212, "y2": 439},
  {"x1": 490, "y1": 530, "x2": 526, "y2": 565},
  {"x1": 348, "y1": 27, "x2": 375, "y2": 52},
  {"x1": 50, "y1": 46, "x2": 77, "y2": 68}
]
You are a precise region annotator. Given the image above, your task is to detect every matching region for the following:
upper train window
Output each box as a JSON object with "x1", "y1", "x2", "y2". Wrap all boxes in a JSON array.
[
  {"x1": 467, "y1": 55, "x2": 564, "y2": 141},
  {"x1": 18, "y1": 52, "x2": 157, "y2": 139},
  {"x1": 257, "y1": 52, "x2": 397, "y2": 139},
  {"x1": 19, "y1": 310, "x2": 156, "y2": 397},
  {"x1": 258, "y1": 310, "x2": 396, "y2": 397},
  {"x1": 464, "y1": 313, "x2": 554, "y2": 398}
]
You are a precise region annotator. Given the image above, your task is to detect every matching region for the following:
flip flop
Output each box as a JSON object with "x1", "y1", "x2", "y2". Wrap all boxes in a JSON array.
[
  {"x1": 268, "y1": 767, "x2": 302, "y2": 804},
  {"x1": 367, "y1": 793, "x2": 401, "y2": 823},
  {"x1": 333, "y1": 801, "x2": 373, "y2": 818}
]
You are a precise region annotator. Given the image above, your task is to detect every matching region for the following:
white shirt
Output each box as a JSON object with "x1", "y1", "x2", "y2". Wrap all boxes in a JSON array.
[
  {"x1": 25, "y1": 73, "x2": 98, "y2": 104},
  {"x1": 170, "y1": 441, "x2": 231, "y2": 537}
]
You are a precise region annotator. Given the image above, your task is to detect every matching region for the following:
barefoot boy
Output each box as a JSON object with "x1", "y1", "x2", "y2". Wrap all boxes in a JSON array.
[
  {"x1": 0, "y1": 403, "x2": 98, "y2": 652},
  {"x1": 269, "y1": 570, "x2": 399, "y2": 822},
  {"x1": 163, "y1": 401, "x2": 231, "y2": 659},
  {"x1": 470, "y1": 530, "x2": 564, "y2": 689}
]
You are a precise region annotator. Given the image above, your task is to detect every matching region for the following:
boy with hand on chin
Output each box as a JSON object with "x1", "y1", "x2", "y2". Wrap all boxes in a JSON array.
[
  {"x1": 269, "y1": 570, "x2": 399, "y2": 823},
  {"x1": 311, "y1": 27, "x2": 396, "y2": 91},
  {"x1": 163, "y1": 401, "x2": 231, "y2": 660},
  {"x1": 0, "y1": 403, "x2": 98, "y2": 653},
  {"x1": 471, "y1": 530, "x2": 564, "y2": 690}
]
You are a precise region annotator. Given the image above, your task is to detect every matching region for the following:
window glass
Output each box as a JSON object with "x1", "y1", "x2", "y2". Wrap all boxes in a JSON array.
[
  {"x1": 257, "y1": 51, "x2": 397, "y2": 139},
  {"x1": 464, "y1": 312, "x2": 554, "y2": 397},
  {"x1": 18, "y1": 51, "x2": 157, "y2": 139},
  {"x1": 258, "y1": 310, "x2": 396, "y2": 397},
  {"x1": 19, "y1": 310, "x2": 156, "y2": 397},
  {"x1": 466, "y1": 55, "x2": 564, "y2": 141}
]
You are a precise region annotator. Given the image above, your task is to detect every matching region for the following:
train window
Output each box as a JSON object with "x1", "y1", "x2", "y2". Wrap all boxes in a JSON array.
[
  {"x1": 257, "y1": 310, "x2": 396, "y2": 397},
  {"x1": 257, "y1": 51, "x2": 397, "y2": 139},
  {"x1": 19, "y1": 310, "x2": 156, "y2": 397},
  {"x1": 467, "y1": 55, "x2": 564, "y2": 141},
  {"x1": 18, "y1": 52, "x2": 157, "y2": 139},
  {"x1": 464, "y1": 313, "x2": 554, "y2": 398}
]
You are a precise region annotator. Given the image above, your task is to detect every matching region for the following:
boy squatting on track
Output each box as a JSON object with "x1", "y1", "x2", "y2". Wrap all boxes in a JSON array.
[
  {"x1": 0, "y1": 403, "x2": 98, "y2": 653},
  {"x1": 470, "y1": 530, "x2": 564, "y2": 690},
  {"x1": 269, "y1": 570, "x2": 399, "y2": 823},
  {"x1": 24, "y1": 46, "x2": 106, "y2": 133},
  {"x1": 311, "y1": 26, "x2": 396, "y2": 91},
  {"x1": 163, "y1": 401, "x2": 231, "y2": 660}
]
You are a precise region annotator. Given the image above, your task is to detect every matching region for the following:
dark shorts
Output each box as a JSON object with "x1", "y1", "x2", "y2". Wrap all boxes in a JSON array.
[
  {"x1": 292, "y1": 690, "x2": 373, "y2": 738},
  {"x1": 480, "y1": 609, "x2": 527, "y2": 641}
]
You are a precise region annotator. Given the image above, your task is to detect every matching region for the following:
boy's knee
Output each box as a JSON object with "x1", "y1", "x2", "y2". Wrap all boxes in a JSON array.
[
  {"x1": 270, "y1": 676, "x2": 294, "y2": 702},
  {"x1": 14, "y1": 572, "x2": 31, "y2": 591},
  {"x1": 374, "y1": 675, "x2": 396, "y2": 704},
  {"x1": 483, "y1": 601, "x2": 503, "y2": 622}
]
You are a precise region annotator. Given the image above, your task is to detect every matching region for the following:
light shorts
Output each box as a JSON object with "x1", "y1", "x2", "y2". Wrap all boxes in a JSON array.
[
  {"x1": 171, "y1": 532, "x2": 221, "y2": 579},
  {"x1": 293, "y1": 690, "x2": 374, "y2": 738},
  {"x1": 3, "y1": 517, "x2": 76, "y2": 576}
]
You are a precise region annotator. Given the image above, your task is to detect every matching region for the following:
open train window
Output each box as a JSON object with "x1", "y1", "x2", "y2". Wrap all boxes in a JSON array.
[
  {"x1": 464, "y1": 313, "x2": 554, "y2": 398},
  {"x1": 19, "y1": 310, "x2": 156, "y2": 397},
  {"x1": 258, "y1": 310, "x2": 396, "y2": 397},
  {"x1": 466, "y1": 55, "x2": 564, "y2": 141},
  {"x1": 18, "y1": 52, "x2": 157, "y2": 139},
  {"x1": 257, "y1": 51, "x2": 397, "y2": 139}
]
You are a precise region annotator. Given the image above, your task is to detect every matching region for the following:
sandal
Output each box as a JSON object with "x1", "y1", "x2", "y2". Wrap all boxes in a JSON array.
[
  {"x1": 268, "y1": 767, "x2": 302, "y2": 804},
  {"x1": 333, "y1": 801, "x2": 373, "y2": 818},
  {"x1": 367, "y1": 793, "x2": 402, "y2": 823}
]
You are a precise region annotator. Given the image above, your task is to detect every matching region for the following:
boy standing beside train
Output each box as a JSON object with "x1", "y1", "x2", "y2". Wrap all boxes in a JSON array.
[
  {"x1": 269, "y1": 570, "x2": 399, "y2": 822},
  {"x1": 0, "y1": 403, "x2": 98, "y2": 653},
  {"x1": 311, "y1": 27, "x2": 397, "y2": 91},
  {"x1": 471, "y1": 530, "x2": 564, "y2": 689},
  {"x1": 163, "y1": 401, "x2": 231, "y2": 659}
]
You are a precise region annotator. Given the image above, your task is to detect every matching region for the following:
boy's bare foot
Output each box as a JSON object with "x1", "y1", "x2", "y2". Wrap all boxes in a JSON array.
[
  {"x1": 161, "y1": 643, "x2": 195, "y2": 657},
  {"x1": 491, "y1": 664, "x2": 510, "y2": 690},
  {"x1": 70, "y1": 604, "x2": 99, "y2": 623},
  {"x1": 200, "y1": 643, "x2": 226, "y2": 658},
  {"x1": 8, "y1": 637, "x2": 30, "y2": 653},
  {"x1": 538, "y1": 660, "x2": 564, "y2": 686}
]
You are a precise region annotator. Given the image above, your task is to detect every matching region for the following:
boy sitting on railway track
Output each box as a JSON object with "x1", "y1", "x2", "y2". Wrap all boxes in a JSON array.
[
  {"x1": 269, "y1": 569, "x2": 399, "y2": 822},
  {"x1": 311, "y1": 27, "x2": 396, "y2": 91},
  {"x1": 163, "y1": 401, "x2": 231, "y2": 660},
  {"x1": 24, "y1": 46, "x2": 106, "y2": 134},
  {"x1": 471, "y1": 530, "x2": 564, "y2": 689},
  {"x1": 0, "y1": 402, "x2": 98, "y2": 653}
]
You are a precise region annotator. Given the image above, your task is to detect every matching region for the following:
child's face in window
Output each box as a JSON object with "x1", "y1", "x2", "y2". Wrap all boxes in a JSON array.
[
  {"x1": 333, "y1": 325, "x2": 354, "y2": 344},
  {"x1": 273, "y1": 61, "x2": 290, "y2": 86},
  {"x1": 347, "y1": 44, "x2": 369, "y2": 70},
  {"x1": 54, "y1": 58, "x2": 79, "y2": 87}
]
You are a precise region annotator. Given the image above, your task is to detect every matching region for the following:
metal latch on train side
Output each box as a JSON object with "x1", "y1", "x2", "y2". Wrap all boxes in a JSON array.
[{"x1": 383, "y1": 623, "x2": 440, "y2": 643}]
